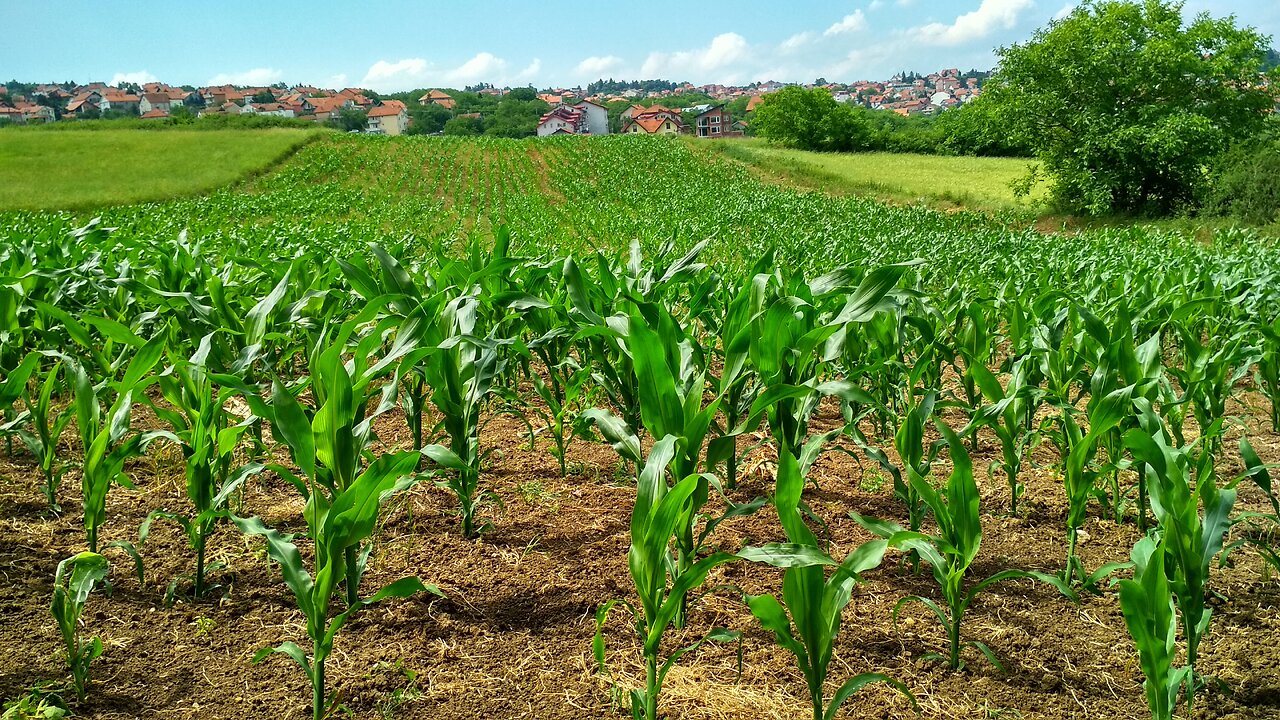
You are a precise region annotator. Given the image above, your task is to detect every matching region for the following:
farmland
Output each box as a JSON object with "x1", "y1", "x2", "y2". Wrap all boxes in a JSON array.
[
  {"x1": 0, "y1": 129, "x2": 319, "y2": 211},
  {"x1": 2, "y1": 132, "x2": 1280, "y2": 720}
]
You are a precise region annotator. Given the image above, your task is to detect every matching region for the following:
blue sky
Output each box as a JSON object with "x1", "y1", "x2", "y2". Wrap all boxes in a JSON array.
[{"x1": 2, "y1": 1, "x2": 1276, "y2": 91}]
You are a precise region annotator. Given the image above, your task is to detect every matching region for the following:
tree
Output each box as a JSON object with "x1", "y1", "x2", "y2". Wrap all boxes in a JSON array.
[
  {"x1": 982, "y1": 0, "x2": 1274, "y2": 215},
  {"x1": 484, "y1": 96, "x2": 550, "y2": 138},
  {"x1": 328, "y1": 108, "x2": 368, "y2": 132},
  {"x1": 752, "y1": 86, "x2": 873, "y2": 152},
  {"x1": 443, "y1": 115, "x2": 483, "y2": 136},
  {"x1": 505, "y1": 87, "x2": 537, "y2": 102},
  {"x1": 406, "y1": 104, "x2": 452, "y2": 135},
  {"x1": 252, "y1": 89, "x2": 275, "y2": 104}
]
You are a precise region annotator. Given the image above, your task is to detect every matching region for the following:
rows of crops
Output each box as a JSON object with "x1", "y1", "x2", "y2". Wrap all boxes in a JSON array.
[{"x1": 2, "y1": 135, "x2": 1280, "y2": 719}]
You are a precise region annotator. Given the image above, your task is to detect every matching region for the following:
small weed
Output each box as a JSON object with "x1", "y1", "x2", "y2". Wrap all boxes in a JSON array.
[
  {"x1": 516, "y1": 480, "x2": 561, "y2": 510},
  {"x1": 193, "y1": 616, "x2": 217, "y2": 638},
  {"x1": 859, "y1": 468, "x2": 886, "y2": 493}
]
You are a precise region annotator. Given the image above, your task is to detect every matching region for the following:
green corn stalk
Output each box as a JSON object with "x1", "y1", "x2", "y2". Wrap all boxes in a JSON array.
[
  {"x1": 744, "y1": 449, "x2": 915, "y2": 720},
  {"x1": 5, "y1": 354, "x2": 76, "y2": 511},
  {"x1": 233, "y1": 451, "x2": 440, "y2": 720},
  {"x1": 51, "y1": 552, "x2": 109, "y2": 702},
  {"x1": 416, "y1": 294, "x2": 516, "y2": 539},
  {"x1": 140, "y1": 333, "x2": 265, "y2": 598},
  {"x1": 1118, "y1": 534, "x2": 1191, "y2": 720},
  {"x1": 712, "y1": 260, "x2": 770, "y2": 490},
  {"x1": 526, "y1": 361, "x2": 591, "y2": 478},
  {"x1": 593, "y1": 434, "x2": 822, "y2": 720},
  {"x1": 584, "y1": 302, "x2": 765, "y2": 627},
  {"x1": 242, "y1": 319, "x2": 413, "y2": 605},
  {"x1": 1123, "y1": 403, "x2": 1236, "y2": 714},
  {"x1": 1251, "y1": 318, "x2": 1280, "y2": 432},
  {"x1": 853, "y1": 422, "x2": 1075, "y2": 671},
  {"x1": 745, "y1": 262, "x2": 914, "y2": 472},
  {"x1": 1225, "y1": 437, "x2": 1280, "y2": 574},
  {"x1": 966, "y1": 357, "x2": 1044, "y2": 515},
  {"x1": 0, "y1": 351, "x2": 38, "y2": 457},
  {"x1": 1060, "y1": 385, "x2": 1135, "y2": 588},
  {"x1": 65, "y1": 337, "x2": 166, "y2": 553}
]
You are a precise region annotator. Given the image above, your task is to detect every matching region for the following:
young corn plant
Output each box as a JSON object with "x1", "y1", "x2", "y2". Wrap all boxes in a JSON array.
[
  {"x1": 65, "y1": 337, "x2": 166, "y2": 554},
  {"x1": 0, "y1": 351, "x2": 38, "y2": 457},
  {"x1": 1227, "y1": 437, "x2": 1280, "y2": 575},
  {"x1": 50, "y1": 552, "x2": 109, "y2": 702},
  {"x1": 744, "y1": 450, "x2": 915, "y2": 720},
  {"x1": 416, "y1": 294, "x2": 517, "y2": 539},
  {"x1": 244, "y1": 322, "x2": 412, "y2": 605},
  {"x1": 7, "y1": 356, "x2": 76, "y2": 511},
  {"x1": 232, "y1": 452, "x2": 439, "y2": 720},
  {"x1": 1059, "y1": 385, "x2": 1135, "y2": 588},
  {"x1": 140, "y1": 333, "x2": 264, "y2": 598},
  {"x1": 1123, "y1": 403, "x2": 1236, "y2": 713},
  {"x1": 853, "y1": 423, "x2": 1075, "y2": 671},
  {"x1": 746, "y1": 263, "x2": 913, "y2": 473},
  {"x1": 965, "y1": 357, "x2": 1044, "y2": 515},
  {"x1": 584, "y1": 303, "x2": 765, "y2": 627},
  {"x1": 594, "y1": 435, "x2": 819, "y2": 720},
  {"x1": 1118, "y1": 534, "x2": 1191, "y2": 720}
]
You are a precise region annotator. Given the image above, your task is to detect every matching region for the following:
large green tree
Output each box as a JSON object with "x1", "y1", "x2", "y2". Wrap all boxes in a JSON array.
[
  {"x1": 753, "y1": 86, "x2": 873, "y2": 152},
  {"x1": 982, "y1": 0, "x2": 1273, "y2": 215}
]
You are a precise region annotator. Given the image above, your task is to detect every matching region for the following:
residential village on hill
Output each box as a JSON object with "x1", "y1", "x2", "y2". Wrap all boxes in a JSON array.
[{"x1": 0, "y1": 67, "x2": 988, "y2": 137}]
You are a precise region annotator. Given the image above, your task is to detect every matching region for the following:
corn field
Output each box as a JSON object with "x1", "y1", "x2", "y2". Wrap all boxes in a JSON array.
[{"x1": 1, "y1": 134, "x2": 1279, "y2": 720}]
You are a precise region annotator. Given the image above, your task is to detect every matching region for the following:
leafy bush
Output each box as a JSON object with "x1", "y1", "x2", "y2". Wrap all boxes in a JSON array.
[{"x1": 1203, "y1": 124, "x2": 1280, "y2": 224}]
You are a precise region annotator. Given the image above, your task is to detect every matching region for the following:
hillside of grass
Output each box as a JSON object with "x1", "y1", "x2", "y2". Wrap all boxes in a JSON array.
[
  {"x1": 706, "y1": 138, "x2": 1046, "y2": 213},
  {"x1": 0, "y1": 128, "x2": 322, "y2": 211}
]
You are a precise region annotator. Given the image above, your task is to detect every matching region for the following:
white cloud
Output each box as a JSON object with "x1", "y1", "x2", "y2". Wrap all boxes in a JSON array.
[
  {"x1": 869, "y1": 0, "x2": 885, "y2": 10},
  {"x1": 360, "y1": 53, "x2": 541, "y2": 92},
  {"x1": 640, "y1": 32, "x2": 749, "y2": 81},
  {"x1": 575, "y1": 55, "x2": 625, "y2": 78},
  {"x1": 911, "y1": 0, "x2": 1034, "y2": 46},
  {"x1": 1053, "y1": 2, "x2": 1077, "y2": 20},
  {"x1": 513, "y1": 58, "x2": 542, "y2": 84},
  {"x1": 207, "y1": 68, "x2": 285, "y2": 86},
  {"x1": 110, "y1": 70, "x2": 157, "y2": 86},
  {"x1": 780, "y1": 32, "x2": 815, "y2": 53},
  {"x1": 825, "y1": 10, "x2": 868, "y2": 36},
  {"x1": 327, "y1": 73, "x2": 348, "y2": 88}
]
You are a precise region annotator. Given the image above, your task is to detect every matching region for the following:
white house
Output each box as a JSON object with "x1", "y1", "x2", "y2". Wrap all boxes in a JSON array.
[
  {"x1": 367, "y1": 100, "x2": 409, "y2": 135},
  {"x1": 571, "y1": 100, "x2": 609, "y2": 135}
]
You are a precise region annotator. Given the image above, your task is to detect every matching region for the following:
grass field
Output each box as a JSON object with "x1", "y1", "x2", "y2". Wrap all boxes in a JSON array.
[
  {"x1": 707, "y1": 138, "x2": 1046, "y2": 212},
  {"x1": 0, "y1": 129, "x2": 321, "y2": 210}
]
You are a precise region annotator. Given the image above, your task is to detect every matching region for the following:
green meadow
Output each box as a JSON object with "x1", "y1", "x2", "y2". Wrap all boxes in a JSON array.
[
  {"x1": 707, "y1": 138, "x2": 1046, "y2": 212},
  {"x1": 0, "y1": 129, "x2": 320, "y2": 210}
]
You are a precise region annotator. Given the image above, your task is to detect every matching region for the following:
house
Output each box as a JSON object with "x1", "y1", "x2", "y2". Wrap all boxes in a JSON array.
[
  {"x1": 99, "y1": 93, "x2": 140, "y2": 113},
  {"x1": 559, "y1": 99, "x2": 608, "y2": 134},
  {"x1": 140, "y1": 109, "x2": 169, "y2": 119},
  {"x1": 337, "y1": 88, "x2": 374, "y2": 107},
  {"x1": 746, "y1": 95, "x2": 766, "y2": 112},
  {"x1": 0, "y1": 107, "x2": 26, "y2": 124},
  {"x1": 622, "y1": 106, "x2": 685, "y2": 135},
  {"x1": 537, "y1": 105, "x2": 587, "y2": 136},
  {"x1": 418, "y1": 90, "x2": 456, "y2": 109},
  {"x1": 244, "y1": 102, "x2": 296, "y2": 118},
  {"x1": 310, "y1": 95, "x2": 354, "y2": 122},
  {"x1": 139, "y1": 93, "x2": 172, "y2": 114},
  {"x1": 694, "y1": 105, "x2": 740, "y2": 138},
  {"x1": 367, "y1": 100, "x2": 409, "y2": 135},
  {"x1": 66, "y1": 91, "x2": 101, "y2": 114}
]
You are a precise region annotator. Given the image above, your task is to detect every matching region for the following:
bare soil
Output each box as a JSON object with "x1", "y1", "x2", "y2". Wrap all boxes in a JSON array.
[{"x1": 1, "y1": 398, "x2": 1278, "y2": 720}]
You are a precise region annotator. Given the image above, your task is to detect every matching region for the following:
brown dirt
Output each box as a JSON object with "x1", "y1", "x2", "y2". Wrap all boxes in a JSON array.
[{"x1": 1, "y1": 396, "x2": 1279, "y2": 720}]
